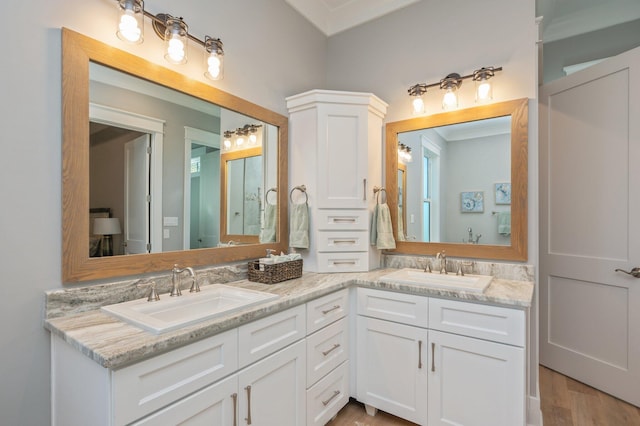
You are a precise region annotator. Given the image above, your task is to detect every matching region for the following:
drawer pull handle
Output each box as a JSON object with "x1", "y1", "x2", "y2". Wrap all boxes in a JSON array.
[
  {"x1": 363, "y1": 178, "x2": 367, "y2": 201},
  {"x1": 322, "y1": 305, "x2": 341, "y2": 315},
  {"x1": 332, "y1": 260, "x2": 356, "y2": 265},
  {"x1": 231, "y1": 393, "x2": 238, "y2": 426},
  {"x1": 431, "y1": 342, "x2": 436, "y2": 372},
  {"x1": 322, "y1": 343, "x2": 341, "y2": 356},
  {"x1": 333, "y1": 239, "x2": 357, "y2": 245},
  {"x1": 332, "y1": 218, "x2": 356, "y2": 224},
  {"x1": 245, "y1": 385, "x2": 252, "y2": 425},
  {"x1": 418, "y1": 340, "x2": 423, "y2": 369},
  {"x1": 322, "y1": 390, "x2": 341, "y2": 406}
]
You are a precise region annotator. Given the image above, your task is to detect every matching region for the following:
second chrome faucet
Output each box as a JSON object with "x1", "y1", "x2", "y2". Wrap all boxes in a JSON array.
[{"x1": 170, "y1": 265, "x2": 198, "y2": 296}]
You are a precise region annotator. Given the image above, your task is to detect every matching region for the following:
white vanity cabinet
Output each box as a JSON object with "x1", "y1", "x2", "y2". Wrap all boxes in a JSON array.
[
  {"x1": 355, "y1": 288, "x2": 526, "y2": 426},
  {"x1": 305, "y1": 289, "x2": 350, "y2": 426},
  {"x1": 286, "y1": 90, "x2": 388, "y2": 273}
]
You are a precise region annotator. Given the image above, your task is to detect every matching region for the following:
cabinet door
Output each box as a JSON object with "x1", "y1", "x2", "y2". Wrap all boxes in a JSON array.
[
  {"x1": 316, "y1": 103, "x2": 368, "y2": 209},
  {"x1": 238, "y1": 340, "x2": 306, "y2": 426},
  {"x1": 428, "y1": 330, "x2": 525, "y2": 426},
  {"x1": 356, "y1": 316, "x2": 428, "y2": 424},
  {"x1": 131, "y1": 374, "x2": 238, "y2": 426}
]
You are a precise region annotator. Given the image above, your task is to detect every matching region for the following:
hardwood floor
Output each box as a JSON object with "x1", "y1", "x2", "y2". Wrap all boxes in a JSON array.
[
  {"x1": 328, "y1": 365, "x2": 640, "y2": 425},
  {"x1": 539, "y1": 365, "x2": 640, "y2": 426}
]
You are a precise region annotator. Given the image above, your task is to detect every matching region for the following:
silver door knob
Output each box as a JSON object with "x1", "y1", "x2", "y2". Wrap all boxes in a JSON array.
[{"x1": 615, "y1": 267, "x2": 640, "y2": 278}]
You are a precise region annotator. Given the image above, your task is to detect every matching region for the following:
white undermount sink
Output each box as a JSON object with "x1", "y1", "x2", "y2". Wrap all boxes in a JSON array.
[
  {"x1": 101, "y1": 284, "x2": 279, "y2": 334},
  {"x1": 380, "y1": 268, "x2": 493, "y2": 293}
]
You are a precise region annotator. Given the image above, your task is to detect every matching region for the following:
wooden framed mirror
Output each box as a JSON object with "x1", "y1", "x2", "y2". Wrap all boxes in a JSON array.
[
  {"x1": 384, "y1": 98, "x2": 528, "y2": 261},
  {"x1": 62, "y1": 28, "x2": 288, "y2": 282}
]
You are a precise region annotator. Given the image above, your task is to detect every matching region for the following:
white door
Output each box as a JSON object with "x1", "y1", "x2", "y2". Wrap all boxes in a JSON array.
[
  {"x1": 237, "y1": 340, "x2": 306, "y2": 426},
  {"x1": 539, "y1": 46, "x2": 640, "y2": 406},
  {"x1": 356, "y1": 316, "x2": 428, "y2": 424},
  {"x1": 124, "y1": 134, "x2": 151, "y2": 254},
  {"x1": 428, "y1": 330, "x2": 524, "y2": 426}
]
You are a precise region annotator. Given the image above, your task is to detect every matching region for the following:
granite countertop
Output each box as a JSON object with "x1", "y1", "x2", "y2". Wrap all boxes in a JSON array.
[{"x1": 44, "y1": 268, "x2": 533, "y2": 369}]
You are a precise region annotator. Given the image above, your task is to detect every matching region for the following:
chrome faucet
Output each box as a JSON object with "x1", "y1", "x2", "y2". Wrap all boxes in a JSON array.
[
  {"x1": 424, "y1": 256, "x2": 432, "y2": 273},
  {"x1": 436, "y1": 251, "x2": 447, "y2": 274},
  {"x1": 170, "y1": 265, "x2": 197, "y2": 296}
]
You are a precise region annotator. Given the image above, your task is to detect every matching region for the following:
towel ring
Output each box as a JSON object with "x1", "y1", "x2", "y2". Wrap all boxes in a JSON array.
[
  {"x1": 373, "y1": 186, "x2": 386, "y2": 204},
  {"x1": 290, "y1": 185, "x2": 308, "y2": 204},
  {"x1": 265, "y1": 187, "x2": 277, "y2": 206}
]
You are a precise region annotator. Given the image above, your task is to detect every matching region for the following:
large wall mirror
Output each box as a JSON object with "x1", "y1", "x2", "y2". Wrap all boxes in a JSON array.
[
  {"x1": 63, "y1": 28, "x2": 288, "y2": 282},
  {"x1": 385, "y1": 98, "x2": 528, "y2": 261}
]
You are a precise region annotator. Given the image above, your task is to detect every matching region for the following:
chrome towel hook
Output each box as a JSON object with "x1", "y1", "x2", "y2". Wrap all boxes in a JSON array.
[{"x1": 289, "y1": 185, "x2": 308, "y2": 204}]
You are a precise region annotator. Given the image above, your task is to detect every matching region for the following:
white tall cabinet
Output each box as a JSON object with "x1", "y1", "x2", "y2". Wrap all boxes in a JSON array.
[{"x1": 286, "y1": 90, "x2": 388, "y2": 272}]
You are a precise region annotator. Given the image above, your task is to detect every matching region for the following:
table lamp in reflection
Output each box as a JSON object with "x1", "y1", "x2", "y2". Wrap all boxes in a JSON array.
[{"x1": 94, "y1": 217, "x2": 122, "y2": 256}]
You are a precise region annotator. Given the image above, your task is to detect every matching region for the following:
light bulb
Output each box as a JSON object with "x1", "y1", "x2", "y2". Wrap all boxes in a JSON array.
[
  {"x1": 476, "y1": 81, "x2": 492, "y2": 102},
  {"x1": 249, "y1": 134, "x2": 257, "y2": 144},
  {"x1": 224, "y1": 138, "x2": 231, "y2": 149},
  {"x1": 236, "y1": 136, "x2": 245, "y2": 147},
  {"x1": 412, "y1": 97, "x2": 425, "y2": 115},
  {"x1": 167, "y1": 37, "x2": 185, "y2": 63},
  {"x1": 204, "y1": 37, "x2": 224, "y2": 81},
  {"x1": 118, "y1": 12, "x2": 141, "y2": 42},
  {"x1": 442, "y1": 89, "x2": 458, "y2": 110}
]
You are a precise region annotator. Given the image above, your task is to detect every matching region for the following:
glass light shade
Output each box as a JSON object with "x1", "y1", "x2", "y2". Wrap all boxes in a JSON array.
[
  {"x1": 223, "y1": 138, "x2": 231, "y2": 149},
  {"x1": 249, "y1": 133, "x2": 258, "y2": 144},
  {"x1": 411, "y1": 95, "x2": 425, "y2": 115},
  {"x1": 164, "y1": 18, "x2": 188, "y2": 64},
  {"x1": 236, "y1": 136, "x2": 245, "y2": 147},
  {"x1": 116, "y1": 0, "x2": 143, "y2": 43},
  {"x1": 476, "y1": 79, "x2": 493, "y2": 102},
  {"x1": 442, "y1": 87, "x2": 458, "y2": 110},
  {"x1": 204, "y1": 37, "x2": 224, "y2": 81}
]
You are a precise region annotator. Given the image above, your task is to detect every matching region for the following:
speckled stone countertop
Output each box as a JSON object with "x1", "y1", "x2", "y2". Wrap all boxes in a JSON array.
[{"x1": 44, "y1": 268, "x2": 533, "y2": 370}]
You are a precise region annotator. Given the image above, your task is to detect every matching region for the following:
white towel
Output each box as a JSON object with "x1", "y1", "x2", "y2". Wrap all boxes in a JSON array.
[
  {"x1": 375, "y1": 203, "x2": 396, "y2": 250},
  {"x1": 259, "y1": 204, "x2": 277, "y2": 243},
  {"x1": 289, "y1": 203, "x2": 309, "y2": 249},
  {"x1": 497, "y1": 211, "x2": 511, "y2": 236},
  {"x1": 370, "y1": 204, "x2": 379, "y2": 246}
]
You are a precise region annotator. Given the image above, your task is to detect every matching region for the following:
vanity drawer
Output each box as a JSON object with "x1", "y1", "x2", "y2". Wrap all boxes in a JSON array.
[
  {"x1": 429, "y1": 298, "x2": 525, "y2": 347},
  {"x1": 357, "y1": 287, "x2": 429, "y2": 328},
  {"x1": 307, "y1": 289, "x2": 349, "y2": 334},
  {"x1": 112, "y1": 329, "x2": 238, "y2": 426},
  {"x1": 238, "y1": 304, "x2": 306, "y2": 368},
  {"x1": 316, "y1": 230, "x2": 370, "y2": 252},
  {"x1": 316, "y1": 252, "x2": 369, "y2": 273},
  {"x1": 307, "y1": 318, "x2": 349, "y2": 386},
  {"x1": 306, "y1": 361, "x2": 350, "y2": 426},
  {"x1": 316, "y1": 209, "x2": 369, "y2": 231}
]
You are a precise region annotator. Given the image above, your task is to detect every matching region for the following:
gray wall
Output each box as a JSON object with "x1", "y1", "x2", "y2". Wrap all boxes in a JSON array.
[{"x1": 0, "y1": 1, "x2": 325, "y2": 424}]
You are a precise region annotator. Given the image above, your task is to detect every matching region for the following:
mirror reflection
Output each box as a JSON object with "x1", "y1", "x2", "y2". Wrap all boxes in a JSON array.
[
  {"x1": 384, "y1": 98, "x2": 528, "y2": 262},
  {"x1": 396, "y1": 116, "x2": 511, "y2": 245},
  {"x1": 88, "y1": 63, "x2": 278, "y2": 256}
]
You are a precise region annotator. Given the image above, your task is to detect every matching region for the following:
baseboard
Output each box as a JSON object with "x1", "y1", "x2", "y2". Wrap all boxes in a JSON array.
[{"x1": 527, "y1": 395, "x2": 542, "y2": 426}]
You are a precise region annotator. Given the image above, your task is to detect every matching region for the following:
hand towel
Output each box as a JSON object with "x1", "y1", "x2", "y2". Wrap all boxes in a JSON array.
[
  {"x1": 375, "y1": 203, "x2": 396, "y2": 250},
  {"x1": 497, "y1": 211, "x2": 511, "y2": 236},
  {"x1": 289, "y1": 203, "x2": 310, "y2": 249},
  {"x1": 259, "y1": 203, "x2": 277, "y2": 243},
  {"x1": 370, "y1": 204, "x2": 379, "y2": 246}
]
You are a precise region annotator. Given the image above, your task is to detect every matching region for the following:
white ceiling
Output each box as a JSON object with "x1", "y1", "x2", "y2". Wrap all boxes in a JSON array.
[{"x1": 286, "y1": 0, "x2": 640, "y2": 40}]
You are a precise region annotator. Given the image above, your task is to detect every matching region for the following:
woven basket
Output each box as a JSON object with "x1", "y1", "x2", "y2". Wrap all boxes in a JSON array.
[{"x1": 247, "y1": 259, "x2": 303, "y2": 284}]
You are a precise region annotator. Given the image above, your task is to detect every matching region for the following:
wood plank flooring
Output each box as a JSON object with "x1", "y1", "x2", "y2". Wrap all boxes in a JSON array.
[{"x1": 327, "y1": 365, "x2": 640, "y2": 425}]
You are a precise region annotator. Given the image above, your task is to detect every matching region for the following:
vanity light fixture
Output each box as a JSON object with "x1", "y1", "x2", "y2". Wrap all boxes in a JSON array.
[
  {"x1": 408, "y1": 66, "x2": 502, "y2": 113},
  {"x1": 114, "y1": 1, "x2": 225, "y2": 80},
  {"x1": 222, "y1": 124, "x2": 263, "y2": 150}
]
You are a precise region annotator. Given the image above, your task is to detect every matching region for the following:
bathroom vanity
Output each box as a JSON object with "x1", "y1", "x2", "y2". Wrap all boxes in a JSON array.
[{"x1": 46, "y1": 268, "x2": 532, "y2": 426}]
